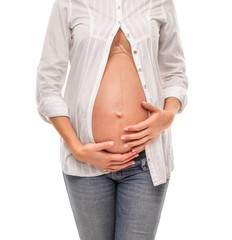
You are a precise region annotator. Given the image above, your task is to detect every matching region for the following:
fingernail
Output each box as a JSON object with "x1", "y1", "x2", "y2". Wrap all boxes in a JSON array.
[
  {"x1": 124, "y1": 127, "x2": 128, "y2": 131},
  {"x1": 135, "y1": 154, "x2": 139, "y2": 157},
  {"x1": 121, "y1": 136, "x2": 126, "y2": 140},
  {"x1": 124, "y1": 144, "x2": 129, "y2": 148},
  {"x1": 108, "y1": 141, "x2": 114, "y2": 146},
  {"x1": 132, "y1": 149, "x2": 136, "y2": 153},
  {"x1": 131, "y1": 161, "x2": 135, "y2": 165}
]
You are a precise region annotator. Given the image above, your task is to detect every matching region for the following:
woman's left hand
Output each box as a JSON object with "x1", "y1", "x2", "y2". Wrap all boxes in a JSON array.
[{"x1": 121, "y1": 101, "x2": 176, "y2": 153}]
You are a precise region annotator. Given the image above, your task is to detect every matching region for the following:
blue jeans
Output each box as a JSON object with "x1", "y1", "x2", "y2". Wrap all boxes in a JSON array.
[{"x1": 62, "y1": 150, "x2": 170, "y2": 240}]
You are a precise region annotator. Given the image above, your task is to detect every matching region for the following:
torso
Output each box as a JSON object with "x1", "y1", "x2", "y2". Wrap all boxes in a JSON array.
[{"x1": 92, "y1": 28, "x2": 148, "y2": 153}]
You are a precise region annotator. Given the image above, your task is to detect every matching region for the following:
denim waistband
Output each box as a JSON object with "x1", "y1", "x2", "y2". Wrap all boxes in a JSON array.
[
  {"x1": 134, "y1": 150, "x2": 146, "y2": 161},
  {"x1": 139, "y1": 150, "x2": 146, "y2": 157},
  {"x1": 131, "y1": 150, "x2": 147, "y2": 168},
  {"x1": 109, "y1": 149, "x2": 149, "y2": 177}
]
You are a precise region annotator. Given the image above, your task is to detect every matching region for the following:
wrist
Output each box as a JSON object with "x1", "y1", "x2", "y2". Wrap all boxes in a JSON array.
[
  {"x1": 68, "y1": 141, "x2": 86, "y2": 162},
  {"x1": 165, "y1": 109, "x2": 177, "y2": 118},
  {"x1": 164, "y1": 109, "x2": 176, "y2": 124},
  {"x1": 163, "y1": 97, "x2": 181, "y2": 116}
]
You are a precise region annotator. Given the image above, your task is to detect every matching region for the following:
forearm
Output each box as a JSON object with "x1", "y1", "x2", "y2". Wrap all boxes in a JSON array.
[
  {"x1": 49, "y1": 116, "x2": 83, "y2": 156},
  {"x1": 48, "y1": 117, "x2": 138, "y2": 171},
  {"x1": 163, "y1": 97, "x2": 181, "y2": 115}
]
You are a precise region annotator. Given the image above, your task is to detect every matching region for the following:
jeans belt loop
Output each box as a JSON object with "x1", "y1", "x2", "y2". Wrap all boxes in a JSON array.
[{"x1": 141, "y1": 158, "x2": 147, "y2": 171}]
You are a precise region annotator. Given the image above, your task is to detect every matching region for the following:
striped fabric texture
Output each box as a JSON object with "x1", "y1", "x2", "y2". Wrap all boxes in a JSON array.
[{"x1": 36, "y1": 0, "x2": 188, "y2": 186}]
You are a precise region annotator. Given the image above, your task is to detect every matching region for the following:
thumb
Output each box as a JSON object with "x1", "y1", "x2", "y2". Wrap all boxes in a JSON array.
[
  {"x1": 94, "y1": 141, "x2": 114, "y2": 151},
  {"x1": 141, "y1": 101, "x2": 160, "y2": 112}
]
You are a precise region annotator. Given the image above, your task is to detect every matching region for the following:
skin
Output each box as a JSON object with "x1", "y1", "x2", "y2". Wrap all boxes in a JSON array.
[
  {"x1": 122, "y1": 97, "x2": 181, "y2": 153},
  {"x1": 92, "y1": 29, "x2": 181, "y2": 157},
  {"x1": 49, "y1": 97, "x2": 180, "y2": 172},
  {"x1": 92, "y1": 52, "x2": 148, "y2": 153},
  {"x1": 49, "y1": 29, "x2": 181, "y2": 172}
]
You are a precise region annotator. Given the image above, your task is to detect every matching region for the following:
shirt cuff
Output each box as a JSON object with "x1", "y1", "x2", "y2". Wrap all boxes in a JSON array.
[
  {"x1": 37, "y1": 96, "x2": 69, "y2": 123},
  {"x1": 163, "y1": 86, "x2": 187, "y2": 113}
]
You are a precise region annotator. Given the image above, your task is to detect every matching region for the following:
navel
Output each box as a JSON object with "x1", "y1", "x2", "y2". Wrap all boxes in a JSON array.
[{"x1": 115, "y1": 111, "x2": 123, "y2": 118}]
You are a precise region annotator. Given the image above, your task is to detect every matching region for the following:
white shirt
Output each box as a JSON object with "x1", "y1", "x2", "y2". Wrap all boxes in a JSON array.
[{"x1": 36, "y1": 0, "x2": 188, "y2": 186}]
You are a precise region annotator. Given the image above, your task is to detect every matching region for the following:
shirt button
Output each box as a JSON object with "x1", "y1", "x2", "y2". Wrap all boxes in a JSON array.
[
  {"x1": 138, "y1": 67, "x2": 142, "y2": 72},
  {"x1": 143, "y1": 84, "x2": 147, "y2": 89},
  {"x1": 133, "y1": 50, "x2": 137, "y2": 54},
  {"x1": 147, "y1": 158, "x2": 150, "y2": 162},
  {"x1": 126, "y1": 33, "x2": 130, "y2": 38},
  {"x1": 118, "y1": 20, "x2": 121, "y2": 24},
  {"x1": 117, "y1": 5, "x2": 121, "y2": 10}
]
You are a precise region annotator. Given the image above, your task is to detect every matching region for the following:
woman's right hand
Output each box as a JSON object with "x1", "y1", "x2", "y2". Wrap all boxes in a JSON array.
[
  {"x1": 48, "y1": 116, "x2": 137, "y2": 172},
  {"x1": 74, "y1": 141, "x2": 138, "y2": 172}
]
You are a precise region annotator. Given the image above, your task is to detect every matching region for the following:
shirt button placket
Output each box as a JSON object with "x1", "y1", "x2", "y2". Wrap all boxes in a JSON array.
[
  {"x1": 116, "y1": 0, "x2": 122, "y2": 25},
  {"x1": 132, "y1": 47, "x2": 150, "y2": 99}
]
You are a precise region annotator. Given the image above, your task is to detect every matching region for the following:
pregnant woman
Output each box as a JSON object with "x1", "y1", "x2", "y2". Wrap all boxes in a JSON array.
[{"x1": 36, "y1": 0, "x2": 188, "y2": 239}]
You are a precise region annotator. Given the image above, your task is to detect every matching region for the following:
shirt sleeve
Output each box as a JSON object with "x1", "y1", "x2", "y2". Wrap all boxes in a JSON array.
[
  {"x1": 35, "y1": 0, "x2": 71, "y2": 123},
  {"x1": 158, "y1": 0, "x2": 188, "y2": 113}
]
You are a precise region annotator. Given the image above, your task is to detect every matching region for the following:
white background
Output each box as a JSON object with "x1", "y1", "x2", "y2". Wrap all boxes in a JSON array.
[{"x1": 0, "y1": 0, "x2": 231, "y2": 239}]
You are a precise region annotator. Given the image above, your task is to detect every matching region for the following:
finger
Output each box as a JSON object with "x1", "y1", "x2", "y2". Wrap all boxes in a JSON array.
[
  {"x1": 93, "y1": 141, "x2": 114, "y2": 151},
  {"x1": 141, "y1": 101, "x2": 161, "y2": 112},
  {"x1": 106, "y1": 157, "x2": 138, "y2": 172},
  {"x1": 124, "y1": 135, "x2": 151, "y2": 149},
  {"x1": 131, "y1": 139, "x2": 152, "y2": 153},
  {"x1": 109, "y1": 150, "x2": 138, "y2": 162},
  {"x1": 110, "y1": 151, "x2": 139, "y2": 164},
  {"x1": 124, "y1": 119, "x2": 150, "y2": 132},
  {"x1": 121, "y1": 129, "x2": 149, "y2": 141}
]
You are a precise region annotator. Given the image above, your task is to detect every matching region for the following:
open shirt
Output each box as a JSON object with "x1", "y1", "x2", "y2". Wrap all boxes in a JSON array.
[{"x1": 36, "y1": 0, "x2": 188, "y2": 186}]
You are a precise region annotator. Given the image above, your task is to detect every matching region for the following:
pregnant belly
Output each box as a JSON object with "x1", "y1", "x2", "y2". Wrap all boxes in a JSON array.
[{"x1": 92, "y1": 54, "x2": 148, "y2": 153}]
